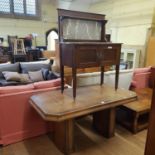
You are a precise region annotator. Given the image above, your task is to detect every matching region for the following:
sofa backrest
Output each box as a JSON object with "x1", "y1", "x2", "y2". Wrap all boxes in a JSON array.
[
  {"x1": 20, "y1": 59, "x2": 52, "y2": 73},
  {"x1": 131, "y1": 66, "x2": 151, "y2": 89},
  {"x1": 104, "y1": 69, "x2": 133, "y2": 90},
  {"x1": 76, "y1": 69, "x2": 133, "y2": 90},
  {"x1": 0, "y1": 79, "x2": 61, "y2": 95},
  {"x1": 0, "y1": 63, "x2": 20, "y2": 79},
  {"x1": 133, "y1": 66, "x2": 151, "y2": 75}
]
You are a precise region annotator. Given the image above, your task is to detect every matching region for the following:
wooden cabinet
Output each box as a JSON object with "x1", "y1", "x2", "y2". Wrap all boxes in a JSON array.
[
  {"x1": 58, "y1": 9, "x2": 122, "y2": 98},
  {"x1": 61, "y1": 43, "x2": 121, "y2": 67},
  {"x1": 121, "y1": 48, "x2": 140, "y2": 69},
  {"x1": 0, "y1": 55, "x2": 9, "y2": 63},
  {"x1": 60, "y1": 42, "x2": 122, "y2": 98}
]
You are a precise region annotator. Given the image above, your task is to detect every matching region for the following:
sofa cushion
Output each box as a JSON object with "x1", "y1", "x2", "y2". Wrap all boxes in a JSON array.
[
  {"x1": 0, "y1": 84, "x2": 34, "y2": 94},
  {"x1": 131, "y1": 72, "x2": 151, "y2": 89},
  {"x1": 20, "y1": 74, "x2": 32, "y2": 83},
  {"x1": 28, "y1": 70, "x2": 44, "y2": 82},
  {"x1": 2, "y1": 71, "x2": 21, "y2": 81},
  {"x1": 41, "y1": 68, "x2": 49, "y2": 80},
  {"x1": 47, "y1": 71, "x2": 59, "y2": 80},
  {"x1": 20, "y1": 59, "x2": 52, "y2": 73},
  {"x1": 33, "y1": 78, "x2": 61, "y2": 89},
  {"x1": 0, "y1": 63, "x2": 20, "y2": 78}
]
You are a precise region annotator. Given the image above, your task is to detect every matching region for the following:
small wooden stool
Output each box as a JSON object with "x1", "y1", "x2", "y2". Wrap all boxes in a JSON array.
[{"x1": 117, "y1": 88, "x2": 152, "y2": 133}]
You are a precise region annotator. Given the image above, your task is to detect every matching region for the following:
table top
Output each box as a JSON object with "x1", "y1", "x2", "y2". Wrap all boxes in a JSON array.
[{"x1": 30, "y1": 85, "x2": 137, "y2": 121}]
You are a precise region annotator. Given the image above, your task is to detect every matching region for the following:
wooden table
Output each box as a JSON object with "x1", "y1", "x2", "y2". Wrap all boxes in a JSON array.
[{"x1": 29, "y1": 85, "x2": 137, "y2": 155}]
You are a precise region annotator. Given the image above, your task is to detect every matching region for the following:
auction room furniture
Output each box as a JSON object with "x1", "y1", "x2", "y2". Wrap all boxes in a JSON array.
[
  {"x1": 30, "y1": 85, "x2": 137, "y2": 155},
  {"x1": 120, "y1": 48, "x2": 140, "y2": 69},
  {"x1": 13, "y1": 39, "x2": 27, "y2": 62},
  {"x1": 8, "y1": 35, "x2": 18, "y2": 52},
  {"x1": 0, "y1": 79, "x2": 61, "y2": 146},
  {"x1": 117, "y1": 66, "x2": 153, "y2": 133},
  {"x1": 117, "y1": 88, "x2": 152, "y2": 133},
  {"x1": 0, "y1": 51, "x2": 9, "y2": 63},
  {"x1": 58, "y1": 9, "x2": 122, "y2": 98},
  {"x1": 26, "y1": 48, "x2": 42, "y2": 61}
]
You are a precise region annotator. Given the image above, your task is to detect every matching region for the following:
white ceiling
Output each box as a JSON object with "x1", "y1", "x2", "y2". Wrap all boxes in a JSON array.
[{"x1": 53, "y1": 0, "x2": 104, "y2": 11}]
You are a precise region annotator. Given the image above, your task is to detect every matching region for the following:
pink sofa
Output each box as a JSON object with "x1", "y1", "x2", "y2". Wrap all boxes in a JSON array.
[
  {"x1": 130, "y1": 66, "x2": 151, "y2": 89},
  {"x1": 0, "y1": 78, "x2": 61, "y2": 146}
]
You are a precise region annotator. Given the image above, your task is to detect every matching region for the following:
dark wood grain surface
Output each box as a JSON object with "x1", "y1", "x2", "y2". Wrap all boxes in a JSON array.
[{"x1": 30, "y1": 85, "x2": 137, "y2": 122}]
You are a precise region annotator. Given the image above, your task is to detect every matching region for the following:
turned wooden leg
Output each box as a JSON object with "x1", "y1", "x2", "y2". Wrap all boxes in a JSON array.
[
  {"x1": 72, "y1": 67, "x2": 77, "y2": 99},
  {"x1": 100, "y1": 66, "x2": 104, "y2": 85},
  {"x1": 93, "y1": 108, "x2": 116, "y2": 138},
  {"x1": 53, "y1": 119, "x2": 74, "y2": 155},
  {"x1": 60, "y1": 64, "x2": 64, "y2": 93},
  {"x1": 115, "y1": 64, "x2": 119, "y2": 90}
]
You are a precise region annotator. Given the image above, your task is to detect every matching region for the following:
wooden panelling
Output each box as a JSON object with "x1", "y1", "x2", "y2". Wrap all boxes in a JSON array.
[{"x1": 146, "y1": 37, "x2": 155, "y2": 66}]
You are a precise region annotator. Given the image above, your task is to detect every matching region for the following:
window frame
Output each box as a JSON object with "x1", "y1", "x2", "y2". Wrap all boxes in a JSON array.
[{"x1": 0, "y1": 0, "x2": 41, "y2": 20}]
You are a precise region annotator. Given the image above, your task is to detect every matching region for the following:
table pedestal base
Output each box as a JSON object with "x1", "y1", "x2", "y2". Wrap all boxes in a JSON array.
[
  {"x1": 52, "y1": 108, "x2": 116, "y2": 155},
  {"x1": 93, "y1": 108, "x2": 116, "y2": 138},
  {"x1": 53, "y1": 119, "x2": 74, "y2": 155}
]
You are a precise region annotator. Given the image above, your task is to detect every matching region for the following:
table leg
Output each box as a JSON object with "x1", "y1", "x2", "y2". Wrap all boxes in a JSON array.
[
  {"x1": 53, "y1": 119, "x2": 74, "y2": 155},
  {"x1": 115, "y1": 64, "x2": 119, "y2": 90},
  {"x1": 72, "y1": 67, "x2": 77, "y2": 99},
  {"x1": 100, "y1": 66, "x2": 104, "y2": 85},
  {"x1": 93, "y1": 108, "x2": 116, "y2": 138},
  {"x1": 132, "y1": 112, "x2": 139, "y2": 134},
  {"x1": 60, "y1": 64, "x2": 64, "y2": 93}
]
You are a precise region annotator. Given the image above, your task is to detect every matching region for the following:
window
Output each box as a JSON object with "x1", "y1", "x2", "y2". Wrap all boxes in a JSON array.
[
  {"x1": 0, "y1": 0, "x2": 40, "y2": 19},
  {"x1": 47, "y1": 31, "x2": 58, "y2": 51},
  {"x1": 0, "y1": 0, "x2": 10, "y2": 13}
]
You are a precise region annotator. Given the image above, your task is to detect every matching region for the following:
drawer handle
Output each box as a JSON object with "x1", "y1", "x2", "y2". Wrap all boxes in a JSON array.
[{"x1": 108, "y1": 46, "x2": 112, "y2": 49}]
